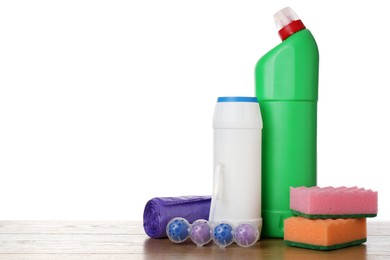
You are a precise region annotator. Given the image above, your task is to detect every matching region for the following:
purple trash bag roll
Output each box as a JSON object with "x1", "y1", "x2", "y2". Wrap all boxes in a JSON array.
[{"x1": 143, "y1": 196, "x2": 211, "y2": 239}]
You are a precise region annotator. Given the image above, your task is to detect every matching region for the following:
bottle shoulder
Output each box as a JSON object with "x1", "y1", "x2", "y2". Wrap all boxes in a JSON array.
[
  {"x1": 255, "y1": 29, "x2": 319, "y2": 101},
  {"x1": 256, "y1": 29, "x2": 318, "y2": 66}
]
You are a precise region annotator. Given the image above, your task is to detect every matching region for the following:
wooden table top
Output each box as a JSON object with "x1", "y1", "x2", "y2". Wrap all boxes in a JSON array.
[{"x1": 0, "y1": 221, "x2": 388, "y2": 259}]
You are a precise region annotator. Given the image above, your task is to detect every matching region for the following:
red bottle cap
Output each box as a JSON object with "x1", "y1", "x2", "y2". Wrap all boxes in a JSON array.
[{"x1": 278, "y1": 19, "x2": 306, "y2": 41}]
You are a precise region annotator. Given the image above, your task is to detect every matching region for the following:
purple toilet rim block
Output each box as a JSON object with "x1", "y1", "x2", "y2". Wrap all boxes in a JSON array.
[{"x1": 143, "y1": 196, "x2": 211, "y2": 239}]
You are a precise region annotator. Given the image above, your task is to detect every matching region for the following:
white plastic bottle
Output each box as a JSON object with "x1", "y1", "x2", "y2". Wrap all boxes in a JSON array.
[{"x1": 209, "y1": 97, "x2": 263, "y2": 233}]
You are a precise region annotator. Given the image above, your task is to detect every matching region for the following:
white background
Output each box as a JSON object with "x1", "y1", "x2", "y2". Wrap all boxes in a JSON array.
[{"x1": 0, "y1": 0, "x2": 388, "y2": 221}]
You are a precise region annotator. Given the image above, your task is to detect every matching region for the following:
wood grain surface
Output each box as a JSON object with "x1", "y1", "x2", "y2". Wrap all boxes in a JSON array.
[{"x1": 0, "y1": 221, "x2": 389, "y2": 259}]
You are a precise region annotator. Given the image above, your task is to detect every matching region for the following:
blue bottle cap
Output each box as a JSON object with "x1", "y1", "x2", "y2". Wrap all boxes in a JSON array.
[{"x1": 217, "y1": 97, "x2": 258, "y2": 103}]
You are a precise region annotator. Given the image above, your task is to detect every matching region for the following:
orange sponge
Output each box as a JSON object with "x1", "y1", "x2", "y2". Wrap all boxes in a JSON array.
[{"x1": 284, "y1": 217, "x2": 366, "y2": 250}]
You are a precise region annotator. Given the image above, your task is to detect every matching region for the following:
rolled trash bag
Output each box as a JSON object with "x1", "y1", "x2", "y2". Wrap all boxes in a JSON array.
[{"x1": 143, "y1": 196, "x2": 211, "y2": 238}]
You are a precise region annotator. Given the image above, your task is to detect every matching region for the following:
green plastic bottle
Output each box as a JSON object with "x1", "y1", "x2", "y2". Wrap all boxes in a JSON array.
[{"x1": 255, "y1": 7, "x2": 319, "y2": 238}]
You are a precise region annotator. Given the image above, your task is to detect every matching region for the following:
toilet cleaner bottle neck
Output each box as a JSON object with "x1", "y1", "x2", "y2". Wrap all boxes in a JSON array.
[{"x1": 274, "y1": 7, "x2": 306, "y2": 41}]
